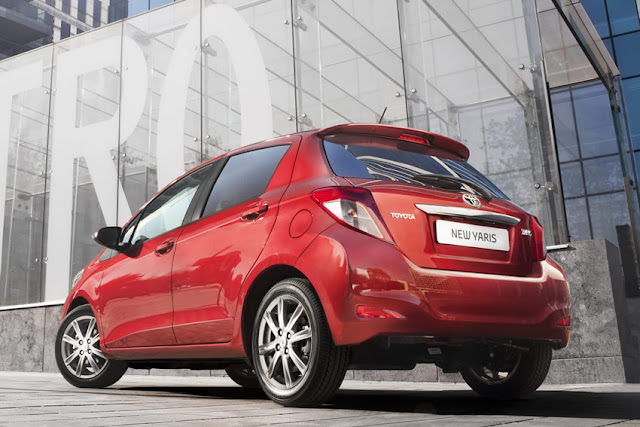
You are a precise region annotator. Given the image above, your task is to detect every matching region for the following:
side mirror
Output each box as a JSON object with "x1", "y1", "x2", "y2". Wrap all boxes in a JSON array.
[{"x1": 92, "y1": 226, "x2": 122, "y2": 250}]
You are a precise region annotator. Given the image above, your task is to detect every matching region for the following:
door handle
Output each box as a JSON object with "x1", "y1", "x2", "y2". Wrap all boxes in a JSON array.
[
  {"x1": 155, "y1": 240, "x2": 175, "y2": 255},
  {"x1": 241, "y1": 203, "x2": 269, "y2": 221}
]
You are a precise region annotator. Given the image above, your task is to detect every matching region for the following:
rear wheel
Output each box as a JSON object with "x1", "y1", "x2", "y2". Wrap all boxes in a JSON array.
[
  {"x1": 460, "y1": 343, "x2": 552, "y2": 398},
  {"x1": 225, "y1": 363, "x2": 261, "y2": 389},
  {"x1": 55, "y1": 305, "x2": 127, "y2": 388},
  {"x1": 251, "y1": 278, "x2": 349, "y2": 407}
]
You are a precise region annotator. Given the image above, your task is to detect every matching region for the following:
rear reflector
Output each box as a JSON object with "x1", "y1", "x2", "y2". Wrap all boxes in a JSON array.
[
  {"x1": 556, "y1": 316, "x2": 570, "y2": 327},
  {"x1": 356, "y1": 305, "x2": 404, "y2": 319}
]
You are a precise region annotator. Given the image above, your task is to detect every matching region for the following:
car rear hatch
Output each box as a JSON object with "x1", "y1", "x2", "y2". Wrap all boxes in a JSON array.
[{"x1": 319, "y1": 124, "x2": 541, "y2": 277}]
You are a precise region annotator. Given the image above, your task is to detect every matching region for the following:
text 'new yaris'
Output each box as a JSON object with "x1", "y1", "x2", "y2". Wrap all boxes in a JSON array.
[{"x1": 56, "y1": 124, "x2": 570, "y2": 406}]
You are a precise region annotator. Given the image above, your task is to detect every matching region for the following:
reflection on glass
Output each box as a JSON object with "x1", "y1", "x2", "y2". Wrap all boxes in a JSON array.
[
  {"x1": 131, "y1": 165, "x2": 210, "y2": 244},
  {"x1": 623, "y1": 78, "x2": 640, "y2": 149},
  {"x1": 589, "y1": 191, "x2": 630, "y2": 244},
  {"x1": 565, "y1": 197, "x2": 591, "y2": 241},
  {"x1": 551, "y1": 89, "x2": 580, "y2": 162},
  {"x1": 613, "y1": 32, "x2": 640, "y2": 77},
  {"x1": 573, "y1": 82, "x2": 618, "y2": 158},
  {"x1": 0, "y1": 47, "x2": 51, "y2": 306},
  {"x1": 580, "y1": 0, "x2": 610, "y2": 38},
  {"x1": 606, "y1": 0, "x2": 640, "y2": 36},
  {"x1": 560, "y1": 162, "x2": 585, "y2": 198},
  {"x1": 583, "y1": 155, "x2": 624, "y2": 194},
  {"x1": 0, "y1": 0, "x2": 619, "y2": 307},
  {"x1": 293, "y1": 0, "x2": 406, "y2": 130}
]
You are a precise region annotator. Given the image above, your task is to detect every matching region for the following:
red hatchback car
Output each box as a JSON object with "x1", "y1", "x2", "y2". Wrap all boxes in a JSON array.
[{"x1": 55, "y1": 124, "x2": 570, "y2": 406}]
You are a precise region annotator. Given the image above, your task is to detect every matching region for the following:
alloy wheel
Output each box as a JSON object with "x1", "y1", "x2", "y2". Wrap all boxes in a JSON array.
[
  {"x1": 256, "y1": 295, "x2": 313, "y2": 393},
  {"x1": 60, "y1": 315, "x2": 108, "y2": 379}
]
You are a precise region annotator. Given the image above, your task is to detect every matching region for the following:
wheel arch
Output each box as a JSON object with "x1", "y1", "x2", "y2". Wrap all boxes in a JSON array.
[
  {"x1": 241, "y1": 264, "x2": 308, "y2": 362},
  {"x1": 67, "y1": 296, "x2": 90, "y2": 315}
]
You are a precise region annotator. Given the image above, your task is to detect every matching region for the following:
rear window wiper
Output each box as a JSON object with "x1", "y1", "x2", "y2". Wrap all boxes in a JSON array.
[{"x1": 411, "y1": 174, "x2": 493, "y2": 201}]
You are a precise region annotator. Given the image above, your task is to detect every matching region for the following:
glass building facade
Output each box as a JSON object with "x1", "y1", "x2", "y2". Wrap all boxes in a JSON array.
[
  {"x1": 0, "y1": 0, "x2": 630, "y2": 308},
  {"x1": 560, "y1": 0, "x2": 640, "y2": 244}
]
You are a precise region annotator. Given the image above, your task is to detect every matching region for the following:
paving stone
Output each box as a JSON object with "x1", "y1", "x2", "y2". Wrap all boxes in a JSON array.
[{"x1": 0, "y1": 372, "x2": 638, "y2": 426}]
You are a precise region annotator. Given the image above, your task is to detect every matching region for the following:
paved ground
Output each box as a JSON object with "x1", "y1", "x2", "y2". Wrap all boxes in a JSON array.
[{"x1": 0, "y1": 372, "x2": 639, "y2": 426}]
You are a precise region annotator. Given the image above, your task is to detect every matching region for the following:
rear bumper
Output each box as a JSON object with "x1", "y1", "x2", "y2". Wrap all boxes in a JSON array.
[{"x1": 295, "y1": 224, "x2": 571, "y2": 349}]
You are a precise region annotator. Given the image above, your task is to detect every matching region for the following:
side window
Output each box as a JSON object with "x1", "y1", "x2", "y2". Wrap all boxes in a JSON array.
[
  {"x1": 202, "y1": 145, "x2": 289, "y2": 217},
  {"x1": 119, "y1": 212, "x2": 142, "y2": 246},
  {"x1": 130, "y1": 164, "x2": 212, "y2": 245}
]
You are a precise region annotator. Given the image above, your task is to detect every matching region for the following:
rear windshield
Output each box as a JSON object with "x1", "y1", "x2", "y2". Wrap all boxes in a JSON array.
[{"x1": 323, "y1": 139, "x2": 508, "y2": 199}]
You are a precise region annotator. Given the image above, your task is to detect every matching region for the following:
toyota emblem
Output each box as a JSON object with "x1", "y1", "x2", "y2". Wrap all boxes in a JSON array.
[{"x1": 463, "y1": 193, "x2": 482, "y2": 208}]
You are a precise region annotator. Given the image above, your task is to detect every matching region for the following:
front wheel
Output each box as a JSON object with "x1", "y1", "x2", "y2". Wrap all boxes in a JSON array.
[
  {"x1": 460, "y1": 343, "x2": 552, "y2": 398},
  {"x1": 55, "y1": 305, "x2": 127, "y2": 388},
  {"x1": 251, "y1": 278, "x2": 349, "y2": 407}
]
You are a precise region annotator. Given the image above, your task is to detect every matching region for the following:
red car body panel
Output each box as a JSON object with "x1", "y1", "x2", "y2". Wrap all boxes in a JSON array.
[
  {"x1": 98, "y1": 226, "x2": 184, "y2": 348},
  {"x1": 62, "y1": 124, "x2": 571, "y2": 363},
  {"x1": 170, "y1": 139, "x2": 300, "y2": 345}
]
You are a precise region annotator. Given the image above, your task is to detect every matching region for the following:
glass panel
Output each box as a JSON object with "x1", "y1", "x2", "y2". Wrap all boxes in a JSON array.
[
  {"x1": 583, "y1": 155, "x2": 624, "y2": 194},
  {"x1": 602, "y1": 37, "x2": 615, "y2": 61},
  {"x1": 560, "y1": 162, "x2": 585, "y2": 198},
  {"x1": 120, "y1": 0, "x2": 201, "y2": 220},
  {"x1": 588, "y1": 191, "x2": 630, "y2": 244},
  {"x1": 203, "y1": 145, "x2": 289, "y2": 217},
  {"x1": 551, "y1": 89, "x2": 580, "y2": 162},
  {"x1": 44, "y1": 23, "x2": 123, "y2": 301},
  {"x1": 613, "y1": 32, "x2": 640, "y2": 77},
  {"x1": 581, "y1": 0, "x2": 611, "y2": 38},
  {"x1": 573, "y1": 82, "x2": 618, "y2": 158},
  {"x1": 0, "y1": 46, "x2": 52, "y2": 306},
  {"x1": 543, "y1": 0, "x2": 620, "y2": 91},
  {"x1": 624, "y1": 77, "x2": 640, "y2": 149},
  {"x1": 201, "y1": 0, "x2": 297, "y2": 158},
  {"x1": 293, "y1": 0, "x2": 407, "y2": 130},
  {"x1": 398, "y1": 0, "x2": 569, "y2": 243},
  {"x1": 606, "y1": 0, "x2": 640, "y2": 35},
  {"x1": 565, "y1": 197, "x2": 592, "y2": 241}
]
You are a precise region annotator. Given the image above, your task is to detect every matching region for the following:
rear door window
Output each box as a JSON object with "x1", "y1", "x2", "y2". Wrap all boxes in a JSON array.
[
  {"x1": 323, "y1": 140, "x2": 507, "y2": 199},
  {"x1": 202, "y1": 145, "x2": 290, "y2": 217}
]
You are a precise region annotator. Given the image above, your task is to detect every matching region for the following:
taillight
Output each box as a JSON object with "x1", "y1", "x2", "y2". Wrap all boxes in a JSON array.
[
  {"x1": 531, "y1": 216, "x2": 547, "y2": 261},
  {"x1": 311, "y1": 187, "x2": 392, "y2": 242}
]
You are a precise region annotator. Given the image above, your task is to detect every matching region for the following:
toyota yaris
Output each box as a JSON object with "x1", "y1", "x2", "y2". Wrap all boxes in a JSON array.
[{"x1": 55, "y1": 124, "x2": 570, "y2": 406}]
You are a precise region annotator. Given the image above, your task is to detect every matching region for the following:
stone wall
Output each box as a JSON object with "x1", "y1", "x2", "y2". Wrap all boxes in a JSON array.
[
  {"x1": 1, "y1": 239, "x2": 638, "y2": 384},
  {"x1": 0, "y1": 304, "x2": 61, "y2": 373}
]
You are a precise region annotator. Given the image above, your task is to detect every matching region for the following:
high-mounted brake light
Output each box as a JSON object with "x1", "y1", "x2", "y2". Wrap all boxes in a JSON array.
[
  {"x1": 531, "y1": 216, "x2": 547, "y2": 261},
  {"x1": 398, "y1": 133, "x2": 430, "y2": 145},
  {"x1": 311, "y1": 187, "x2": 392, "y2": 242},
  {"x1": 556, "y1": 316, "x2": 570, "y2": 327}
]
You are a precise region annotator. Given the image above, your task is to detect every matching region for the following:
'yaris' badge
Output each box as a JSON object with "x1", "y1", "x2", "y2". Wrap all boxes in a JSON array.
[{"x1": 462, "y1": 193, "x2": 482, "y2": 208}]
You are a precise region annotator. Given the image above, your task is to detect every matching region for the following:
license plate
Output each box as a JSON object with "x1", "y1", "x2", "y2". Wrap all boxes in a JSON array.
[{"x1": 435, "y1": 220, "x2": 509, "y2": 252}]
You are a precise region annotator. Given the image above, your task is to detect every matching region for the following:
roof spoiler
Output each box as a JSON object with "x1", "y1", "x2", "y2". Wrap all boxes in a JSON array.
[{"x1": 316, "y1": 123, "x2": 469, "y2": 161}]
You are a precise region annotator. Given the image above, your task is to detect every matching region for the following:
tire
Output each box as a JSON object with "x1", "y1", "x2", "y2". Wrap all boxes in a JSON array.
[
  {"x1": 460, "y1": 342, "x2": 552, "y2": 398},
  {"x1": 225, "y1": 363, "x2": 261, "y2": 389},
  {"x1": 55, "y1": 305, "x2": 127, "y2": 388},
  {"x1": 251, "y1": 278, "x2": 349, "y2": 407}
]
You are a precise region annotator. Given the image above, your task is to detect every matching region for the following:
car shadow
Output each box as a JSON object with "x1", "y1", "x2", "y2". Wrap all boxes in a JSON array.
[
  {"x1": 330, "y1": 388, "x2": 640, "y2": 420},
  {"x1": 120, "y1": 384, "x2": 640, "y2": 421}
]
